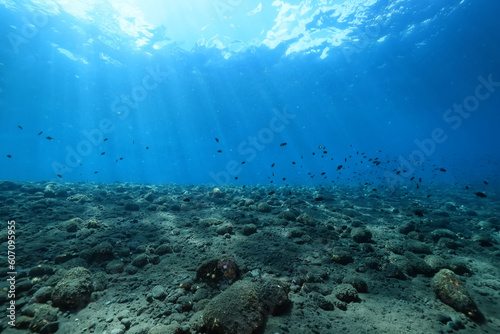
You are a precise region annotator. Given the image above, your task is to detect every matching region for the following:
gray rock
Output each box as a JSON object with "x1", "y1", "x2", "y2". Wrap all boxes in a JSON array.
[
  {"x1": 431, "y1": 269, "x2": 482, "y2": 320},
  {"x1": 51, "y1": 267, "x2": 93, "y2": 309}
]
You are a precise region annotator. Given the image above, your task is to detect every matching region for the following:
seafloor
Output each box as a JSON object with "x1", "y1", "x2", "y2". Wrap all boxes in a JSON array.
[{"x1": 0, "y1": 180, "x2": 499, "y2": 334}]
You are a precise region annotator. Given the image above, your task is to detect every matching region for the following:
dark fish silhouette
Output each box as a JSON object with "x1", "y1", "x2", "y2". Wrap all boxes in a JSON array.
[
  {"x1": 104, "y1": 138, "x2": 109, "y2": 141},
  {"x1": 280, "y1": 143, "x2": 287, "y2": 147},
  {"x1": 38, "y1": 131, "x2": 43, "y2": 135},
  {"x1": 271, "y1": 163, "x2": 275, "y2": 167},
  {"x1": 183, "y1": 198, "x2": 190, "y2": 202},
  {"x1": 46, "y1": 136, "x2": 54, "y2": 140},
  {"x1": 217, "y1": 150, "x2": 222, "y2": 153},
  {"x1": 94, "y1": 171, "x2": 99, "y2": 174},
  {"x1": 215, "y1": 138, "x2": 219, "y2": 143},
  {"x1": 475, "y1": 192, "x2": 487, "y2": 198},
  {"x1": 18, "y1": 125, "x2": 23, "y2": 130},
  {"x1": 101, "y1": 152, "x2": 105, "y2": 155},
  {"x1": 6, "y1": 155, "x2": 12, "y2": 158},
  {"x1": 57, "y1": 174, "x2": 62, "y2": 178},
  {"x1": 337, "y1": 165, "x2": 343, "y2": 170},
  {"x1": 146, "y1": 146, "x2": 149, "y2": 150}
]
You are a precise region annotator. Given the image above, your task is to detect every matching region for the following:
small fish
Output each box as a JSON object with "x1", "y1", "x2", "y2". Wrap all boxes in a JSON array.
[
  {"x1": 183, "y1": 198, "x2": 190, "y2": 202},
  {"x1": 56, "y1": 174, "x2": 62, "y2": 178},
  {"x1": 483, "y1": 181, "x2": 488, "y2": 185},
  {"x1": 465, "y1": 185, "x2": 470, "y2": 190},
  {"x1": 119, "y1": 157, "x2": 123, "y2": 160},
  {"x1": 94, "y1": 171, "x2": 99, "y2": 174},
  {"x1": 104, "y1": 138, "x2": 108, "y2": 142},
  {"x1": 475, "y1": 192, "x2": 487, "y2": 198},
  {"x1": 337, "y1": 165, "x2": 343, "y2": 170},
  {"x1": 271, "y1": 163, "x2": 275, "y2": 167},
  {"x1": 321, "y1": 172, "x2": 326, "y2": 175},
  {"x1": 410, "y1": 177, "x2": 415, "y2": 181},
  {"x1": 241, "y1": 161, "x2": 246, "y2": 164},
  {"x1": 133, "y1": 140, "x2": 135, "y2": 144},
  {"x1": 217, "y1": 150, "x2": 222, "y2": 153},
  {"x1": 46, "y1": 136, "x2": 54, "y2": 140},
  {"x1": 235, "y1": 176, "x2": 238, "y2": 180},
  {"x1": 292, "y1": 161, "x2": 296, "y2": 165},
  {"x1": 282, "y1": 178, "x2": 286, "y2": 181},
  {"x1": 439, "y1": 168, "x2": 446, "y2": 172},
  {"x1": 6, "y1": 154, "x2": 12, "y2": 158},
  {"x1": 146, "y1": 146, "x2": 149, "y2": 150},
  {"x1": 215, "y1": 138, "x2": 219, "y2": 143},
  {"x1": 101, "y1": 152, "x2": 105, "y2": 155},
  {"x1": 280, "y1": 143, "x2": 287, "y2": 147},
  {"x1": 38, "y1": 131, "x2": 43, "y2": 136},
  {"x1": 268, "y1": 191, "x2": 275, "y2": 195},
  {"x1": 18, "y1": 125, "x2": 23, "y2": 130}
]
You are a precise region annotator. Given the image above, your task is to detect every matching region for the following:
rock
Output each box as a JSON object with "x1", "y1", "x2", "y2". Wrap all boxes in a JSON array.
[
  {"x1": 106, "y1": 260, "x2": 125, "y2": 274},
  {"x1": 331, "y1": 250, "x2": 354, "y2": 265},
  {"x1": 151, "y1": 285, "x2": 166, "y2": 300},
  {"x1": 335, "y1": 284, "x2": 359, "y2": 303},
  {"x1": 297, "y1": 213, "x2": 315, "y2": 225},
  {"x1": 257, "y1": 202, "x2": 271, "y2": 213},
  {"x1": 430, "y1": 229, "x2": 457, "y2": 242},
  {"x1": 200, "y1": 280, "x2": 263, "y2": 334},
  {"x1": 405, "y1": 240, "x2": 432, "y2": 254},
  {"x1": 258, "y1": 278, "x2": 291, "y2": 315},
  {"x1": 51, "y1": 267, "x2": 93, "y2": 309},
  {"x1": 241, "y1": 224, "x2": 257, "y2": 236},
  {"x1": 0, "y1": 180, "x2": 21, "y2": 191},
  {"x1": 33, "y1": 286, "x2": 54, "y2": 303},
  {"x1": 404, "y1": 252, "x2": 434, "y2": 277},
  {"x1": 131, "y1": 254, "x2": 149, "y2": 268},
  {"x1": 312, "y1": 293, "x2": 334, "y2": 311},
  {"x1": 351, "y1": 227, "x2": 372, "y2": 243},
  {"x1": 424, "y1": 255, "x2": 449, "y2": 273},
  {"x1": 398, "y1": 221, "x2": 416, "y2": 235},
  {"x1": 155, "y1": 244, "x2": 173, "y2": 255},
  {"x1": 27, "y1": 304, "x2": 59, "y2": 332},
  {"x1": 216, "y1": 223, "x2": 233, "y2": 235},
  {"x1": 431, "y1": 269, "x2": 482, "y2": 320},
  {"x1": 195, "y1": 257, "x2": 241, "y2": 286},
  {"x1": 471, "y1": 233, "x2": 495, "y2": 247},
  {"x1": 29, "y1": 265, "x2": 54, "y2": 278},
  {"x1": 280, "y1": 210, "x2": 296, "y2": 221},
  {"x1": 342, "y1": 277, "x2": 368, "y2": 293}
]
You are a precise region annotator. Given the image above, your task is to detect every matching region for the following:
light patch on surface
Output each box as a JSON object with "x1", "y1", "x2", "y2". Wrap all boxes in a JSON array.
[
  {"x1": 56, "y1": 47, "x2": 88, "y2": 64},
  {"x1": 247, "y1": 3, "x2": 262, "y2": 16}
]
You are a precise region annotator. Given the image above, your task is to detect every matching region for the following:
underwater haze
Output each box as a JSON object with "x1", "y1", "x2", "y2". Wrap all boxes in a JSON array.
[
  {"x1": 2, "y1": 1, "x2": 500, "y2": 334},
  {"x1": 0, "y1": 0, "x2": 499, "y2": 189}
]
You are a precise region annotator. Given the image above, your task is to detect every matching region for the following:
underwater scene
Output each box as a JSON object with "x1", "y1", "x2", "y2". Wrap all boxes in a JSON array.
[{"x1": 1, "y1": 0, "x2": 500, "y2": 333}]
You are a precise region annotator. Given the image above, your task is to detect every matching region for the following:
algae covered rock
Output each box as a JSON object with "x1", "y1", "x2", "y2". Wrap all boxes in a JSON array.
[
  {"x1": 201, "y1": 280, "x2": 263, "y2": 334},
  {"x1": 51, "y1": 267, "x2": 93, "y2": 309},
  {"x1": 197, "y1": 278, "x2": 290, "y2": 334},
  {"x1": 431, "y1": 269, "x2": 482, "y2": 321}
]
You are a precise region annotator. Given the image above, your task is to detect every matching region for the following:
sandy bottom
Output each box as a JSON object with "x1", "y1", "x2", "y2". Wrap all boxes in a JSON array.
[{"x1": 0, "y1": 180, "x2": 499, "y2": 334}]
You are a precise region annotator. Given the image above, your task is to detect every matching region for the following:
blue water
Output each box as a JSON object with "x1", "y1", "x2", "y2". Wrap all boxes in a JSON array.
[{"x1": 1, "y1": 0, "x2": 499, "y2": 190}]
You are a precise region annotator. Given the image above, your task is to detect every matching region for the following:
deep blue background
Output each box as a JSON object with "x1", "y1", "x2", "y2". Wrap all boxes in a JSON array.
[{"x1": 1, "y1": 0, "x2": 499, "y2": 191}]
